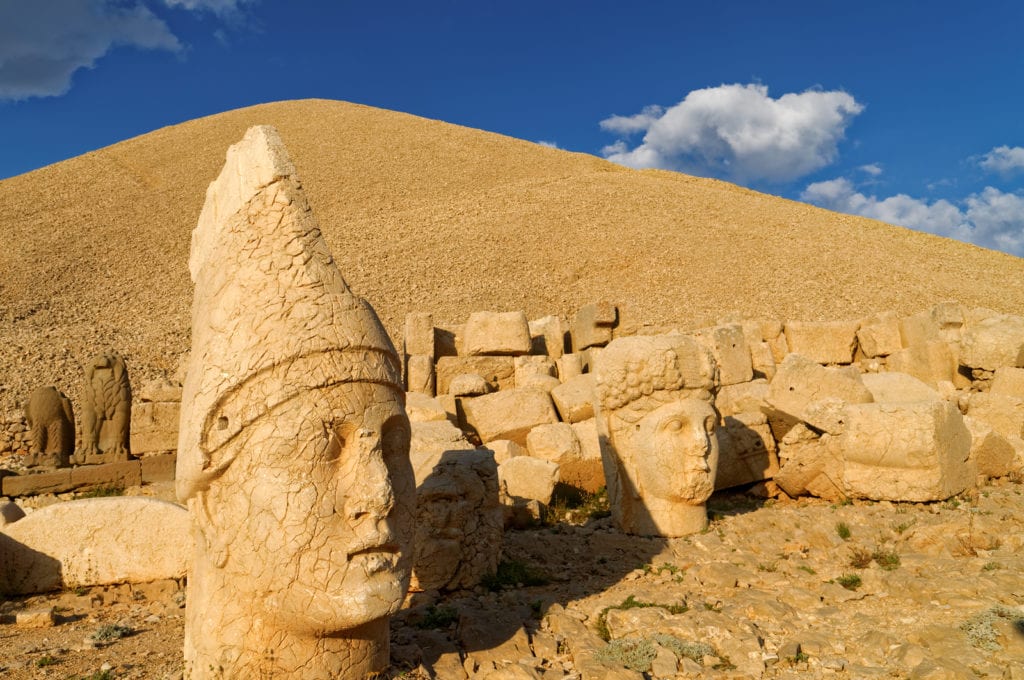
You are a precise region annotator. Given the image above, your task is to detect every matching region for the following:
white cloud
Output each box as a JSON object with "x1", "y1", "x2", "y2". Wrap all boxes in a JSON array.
[
  {"x1": 536, "y1": 140, "x2": 560, "y2": 149},
  {"x1": 0, "y1": 1, "x2": 181, "y2": 100},
  {"x1": 163, "y1": 0, "x2": 253, "y2": 15},
  {"x1": 979, "y1": 146, "x2": 1024, "y2": 174},
  {"x1": 599, "y1": 105, "x2": 664, "y2": 135},
  {"x1": 600, "y1": 83, "x2": 864, "y2": 183},
  {"x1": 859, "y1": 163, "x2": 883, "y2": 176},
  {"x1": 801, "y1": 178, "x2": 1024, "y2": 256}
]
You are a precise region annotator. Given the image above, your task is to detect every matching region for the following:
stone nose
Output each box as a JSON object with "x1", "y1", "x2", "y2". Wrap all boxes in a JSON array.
[{"x1": 340, "y1": 427, "x2": 395, "y2": 523}]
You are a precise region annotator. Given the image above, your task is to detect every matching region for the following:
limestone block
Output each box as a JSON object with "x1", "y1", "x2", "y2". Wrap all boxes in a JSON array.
[
  {"x1": 463, "y1": 311, "x2": 532, "y2": 356},
  {"x1": 899, "y1": 311, "x2": 942, "y2": 347},
  {"x1": 449, "y1": 373, "x2": 492, "y2": 397},
  {"x1": 550, "y1": 374, "x2": 596, "y2": 423},
  {"x1": 693, "y1": 323, "x2": 753, "y2": 386},
  {"x1": 783, "y1": 320, "x2": 860, "y2": 365},
  {"x1": 931, "y1": 301, "x2": 966, "y2": 343},
  {"x1": 514, "y1": 355, "x2": 556, "y2": 386},
  {"x1": 526, "y1": 423, "x2": 581, "y2": 465},
  {"x1": 766, "y1": 325, "x2": 790, "y2": 363},
  {"x1": 137, "y1": 378, "x2": 182, "y2": 403},
  {"x1": 434, "y1": 323, "x2": 464, "y2": 357},
  {"x1": 130, "y1": 400, "x2": 181, "y2": 455},
  {"x1": 886, "y1": 341, "x2": 957, "y2": 387},
  {"x1": 436, "y1": 356, "x2": 515, "y2": 395},
  {"x1": 569, "y1": 418, "x2": 605, "y2": 493},
  {"x1": 857, "y1": 312, "x2": 903, "y2": 358},
  {"x1": 775, "y1": 428, "x2": 844, "y2": 500},
  {"x1": 0, "y1": 499, "x2": 25, "y2": 526},
  {"x1": 485, "y1": 439, "x2": 525, "y2": 465},
  {"x1": 765, "y1": 354, "x2": 873, "y2": 431},
  {"x1": 965, "y1": 392, "x2": 1024, "y2": 439},
  {"x1": 410, "y1": 420, "x2": 477, "y2": 486},
  {"x1": 406, "y1": 354, "x2": 435, "y2": 396},
  {"x1": 556, "y1": 353, "x2": 584, "y2": 382},
  {"x1": 964, "y1": 416, "x2": 1016, "y2": 478},
  {"x1": 579, "y1": 346, "x2": 602, "y2": 374},
  {"x1": 839, "y1": 400, "x2": 972, "y2": 501},
  {"x1": 991, "y1": 367, "x2": 1024, "y2": 399},
  {"x1": 571, "y1": 301, "x2": 617, "y2": 351},
  {"x1": 749, "y1": 341, "x2": 777, "y2": 380},
  {"x1": 716, "y1": 379, "x2": 769, "y2": 417},
  {"x1": 715, "y1": 414, "x2": 780, "y2": 490},
  {"x1": 404, "y1": 312, "x2": 435, "y2": 357},
  {"x1": 461, "y1": 388, "x2": 559, "y2": 445},
  {"x1": 69, "y1": 459, "x2": 142, "y2": 491},
  {"x1": 529, "y1": 315, "x2": 567, "y2": 358},
  {"x1": 0, "y1": 498, "x2": 191, "y2": 595},
  {"x1": 2, "y1": 469, "x2": 73, "y2": 497},
  {"x1": 498, "y1": 456, "x2": 559, "y2": 504},
  {"x1": 960, "y1": 314, "x2": 1024, "y2": 371},
  {"x1": 405, "y1": 392, "x2": 449, "y2": 423},
  {"x1": 517, "y1": 374, "x2": 561, "y2": 393},
  {"x1": 140, "y1": 452, "x2": 177, "y2": 483},
  {"x1": 861, "y1": 372, "x2": 940, "y2": 403},
  {"x1": 411, "y1": 450, "x2": 502, "y2": 592}
]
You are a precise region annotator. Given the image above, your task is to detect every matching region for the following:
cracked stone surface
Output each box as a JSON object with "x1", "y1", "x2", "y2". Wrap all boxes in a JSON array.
[{"x1": 176, "y1": 125, "x2": 414, "y2": 679}]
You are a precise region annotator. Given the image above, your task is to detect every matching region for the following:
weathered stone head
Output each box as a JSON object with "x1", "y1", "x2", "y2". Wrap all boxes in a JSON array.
[
  {"x1": 177, "y1": 126, "x2": 414, "y2": 678},
  {"x1": 594, "y1": 335, "x2": 719, "y2": 536}
]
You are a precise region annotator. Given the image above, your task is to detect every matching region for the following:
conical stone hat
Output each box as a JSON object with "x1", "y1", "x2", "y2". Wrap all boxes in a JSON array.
[{"x1": 176, "y1": 125, "x2": 403, "y2": 501}]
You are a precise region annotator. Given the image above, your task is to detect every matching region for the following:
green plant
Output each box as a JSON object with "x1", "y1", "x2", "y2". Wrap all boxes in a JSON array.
[
  {"x1": 836, "y1": 574, "x2": 862, "y2": 590},
  {"x1": 893, "y1": 520, "x2": 915, "y2": 534},
  {"x1": 481, "y1": 560, "x2": 548, "y2": 591},
  {"x1": 982, "y1": 561, "x2": 1001, "y2": 571},
  {"x1": 651, "y1": 634, "x2": 714, "y2": 663},
  {"x1": 36, "y1": 655, "x2": 58, "y2": 667},
  {"x1": 81, "y1": 671, "x2": 114, "y2": 680},
  {"x1": 415, "y1": 605, "x2": 458, "y2": 630},
  {"x1": 594, "y1": 634, "x2": 716, "y2": 671},
  {"x1": 872, "y1": 548, "x2": 901, "y2": 571},
  {"x1": 960, "y1": 605, "x2": 1024, "y2": 651},
  {"x1": 849, "y1": 547, "x2": 873, "y2": 569},
  {"x1": 757, "y1": 562, "x2": 777, "y2": 572},
  {"x1": 797, "y1": 565, "x2": 817, "y2": 575},
  {"x1": 77, "y1": 485, "x2": 124, "y2": 499},
  {"x1": 594, "y1": 595, "x2": 688, "y2": 641},
  {"x1": 594, "y1": 637, "x2": 658, "y2": 671},
  {"x1": 90, "y1": 623, "x2": 133, "y2": 642},
  {"x1": 835, "y1": 522, "x2": 851, "y2": 540},
  {"x1": 789, "y1": 651, "x2": 809, "y2": 663}
]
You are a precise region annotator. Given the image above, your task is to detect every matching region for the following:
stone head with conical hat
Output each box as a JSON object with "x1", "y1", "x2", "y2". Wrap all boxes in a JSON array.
[{"x1": 177, "y1": 125, "x2": 414, "y2": 678}]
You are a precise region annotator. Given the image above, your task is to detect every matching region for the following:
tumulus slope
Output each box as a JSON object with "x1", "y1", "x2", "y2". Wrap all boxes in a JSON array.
[{"x1": 2, "y1": 98, "x2": 1024, "y2": 410}]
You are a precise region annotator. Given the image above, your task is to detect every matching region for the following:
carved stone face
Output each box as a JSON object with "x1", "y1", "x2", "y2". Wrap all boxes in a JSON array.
[
  {"x1": 198, "y1": 381, "x2": 415, "y2": 634},
  {"x1": 634, "y1": 399, "x2": 719, "y2": 505}
]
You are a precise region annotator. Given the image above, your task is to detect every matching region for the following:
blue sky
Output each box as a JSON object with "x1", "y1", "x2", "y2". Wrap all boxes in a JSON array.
[{"x1": 2, "y1": 1, "x2": 1023, "y2": 254}]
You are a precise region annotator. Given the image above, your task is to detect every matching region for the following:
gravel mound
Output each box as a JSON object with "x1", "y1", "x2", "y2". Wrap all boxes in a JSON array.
[{"x1": 2, "y1": 98, "x2": 1024, "y2": 411}]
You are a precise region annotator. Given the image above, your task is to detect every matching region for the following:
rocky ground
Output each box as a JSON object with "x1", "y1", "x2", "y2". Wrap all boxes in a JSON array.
[{"x1": 2, "y1": 480, "x2": 1022, "y2": 680}]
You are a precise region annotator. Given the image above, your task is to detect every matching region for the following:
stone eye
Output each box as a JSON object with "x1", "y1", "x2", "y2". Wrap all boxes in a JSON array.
[
  {"x1": 665, "y1": 419, "x2": 683, "y2": 432},
  {"x1": 704, "y1": 416, "x2": 716, "y2": 434}
]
